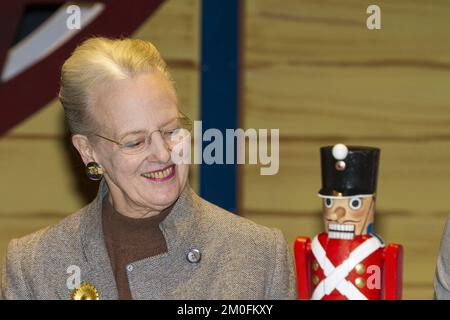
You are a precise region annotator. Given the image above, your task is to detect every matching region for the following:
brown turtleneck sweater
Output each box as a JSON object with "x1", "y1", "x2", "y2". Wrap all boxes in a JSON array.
[{"x1": 101, "y1": 195, "x2": 173, "y2": 300}]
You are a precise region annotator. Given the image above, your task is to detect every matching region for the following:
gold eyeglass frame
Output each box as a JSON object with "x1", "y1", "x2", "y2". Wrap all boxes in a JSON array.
[{"x1": 93, "y1": 112, "x2": 193, "y2": 155}]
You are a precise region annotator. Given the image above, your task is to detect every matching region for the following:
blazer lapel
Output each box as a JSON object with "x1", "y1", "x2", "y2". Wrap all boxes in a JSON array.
[
  {"x1": 79, "y1": 179, "x2": 118, "y2": 300},
  {"x1": 126, "y1": 183, "x2": 205, "y2": 299}
]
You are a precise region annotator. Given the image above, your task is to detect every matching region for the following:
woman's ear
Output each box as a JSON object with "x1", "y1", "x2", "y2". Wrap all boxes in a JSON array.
[{"x1": 72, "y1": 134, "x2": 95, "y2": 165}]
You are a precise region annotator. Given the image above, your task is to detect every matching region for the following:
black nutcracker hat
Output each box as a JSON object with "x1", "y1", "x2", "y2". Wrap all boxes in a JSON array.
[{"x1": 318, "y1": 144, "x2": 380, "y2": 198}]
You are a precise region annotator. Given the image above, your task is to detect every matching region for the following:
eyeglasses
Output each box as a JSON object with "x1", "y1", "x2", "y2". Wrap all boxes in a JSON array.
[{"x1": 94, "y1": 113, "x2": 193, "y2": 155}]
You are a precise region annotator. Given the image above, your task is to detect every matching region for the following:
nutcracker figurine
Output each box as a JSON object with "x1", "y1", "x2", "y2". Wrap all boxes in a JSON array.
[{"x1": 294, "y1": 144, "x2": 403, "y2": 300}]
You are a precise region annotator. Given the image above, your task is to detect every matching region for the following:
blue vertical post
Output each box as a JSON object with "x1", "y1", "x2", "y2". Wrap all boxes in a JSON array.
[{"x1": 200, "y1": 0, "x2": 240, "y2": 213}]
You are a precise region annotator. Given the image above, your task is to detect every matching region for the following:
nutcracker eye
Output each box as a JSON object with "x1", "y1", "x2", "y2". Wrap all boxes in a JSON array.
[
  {"x1": 324, "y1": 198, "x2": 333, "y2": 208},
  {"x1": 349, "y1": 197, "x2": 362, "y2": 210}
]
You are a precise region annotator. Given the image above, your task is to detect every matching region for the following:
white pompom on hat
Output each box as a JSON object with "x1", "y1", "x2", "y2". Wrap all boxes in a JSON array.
[{"x1": 332, "y1": 143, "x2": 348, "y2": 160}]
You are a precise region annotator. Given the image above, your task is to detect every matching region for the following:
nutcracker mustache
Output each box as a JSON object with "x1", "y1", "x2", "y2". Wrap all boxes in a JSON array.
[{"x1": 328, "y1": 223, "x2": 355, "y2": 240}]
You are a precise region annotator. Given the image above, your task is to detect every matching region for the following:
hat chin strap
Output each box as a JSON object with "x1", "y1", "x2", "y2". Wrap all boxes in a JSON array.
[
  {"x1": 360, "y1": 198, "x2": 375, "y2": 236},
  {"x1": 349, "y1": 198, "x2": 375, "y2": 237}
]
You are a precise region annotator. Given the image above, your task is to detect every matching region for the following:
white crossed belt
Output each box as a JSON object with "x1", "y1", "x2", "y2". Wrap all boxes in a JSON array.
[{"x1": 311, "y1": 235, "x2": 384, "y2": 300}]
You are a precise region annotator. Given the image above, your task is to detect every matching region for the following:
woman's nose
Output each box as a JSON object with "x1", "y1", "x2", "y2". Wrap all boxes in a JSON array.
[{"x1": 148, "y1": 134, "x2": 171, "y2": 163}]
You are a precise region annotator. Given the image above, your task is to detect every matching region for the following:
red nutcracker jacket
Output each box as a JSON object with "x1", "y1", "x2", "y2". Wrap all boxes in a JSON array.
[{"x1": 295, "y1": 232, "x2": 403, "y2": 300}]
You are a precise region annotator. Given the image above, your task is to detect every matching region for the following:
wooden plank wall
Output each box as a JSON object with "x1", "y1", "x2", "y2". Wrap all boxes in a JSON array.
[
  {"x1": 241, "y1": 0, "x2": 450, "y2": 299},
  {"x1": 1, "y1": 0, "x2": 449, "y2": 300},
  {"x1": 0, "y1": 0, "x2": 200, "y2": 276}
]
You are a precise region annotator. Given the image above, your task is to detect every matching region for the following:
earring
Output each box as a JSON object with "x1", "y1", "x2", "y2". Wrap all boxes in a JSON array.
[{"x1": 85, "y1": 162, "x2": 104, "y2": 181}]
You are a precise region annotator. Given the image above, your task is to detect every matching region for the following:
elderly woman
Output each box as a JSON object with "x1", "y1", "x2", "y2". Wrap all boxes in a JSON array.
[{"x1": 1, "y1": 37, "x2": 296, "y2": 300}]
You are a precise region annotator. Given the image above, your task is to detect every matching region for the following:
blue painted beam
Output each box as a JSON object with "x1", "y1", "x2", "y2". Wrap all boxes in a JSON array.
[{"x1": 200, "y1": 0, "x2": 240, "y2": 213}]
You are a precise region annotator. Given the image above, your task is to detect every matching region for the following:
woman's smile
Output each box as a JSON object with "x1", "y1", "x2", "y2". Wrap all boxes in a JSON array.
[{"x1": 140, "y1": 164, "x2": 176, "y2": 183}]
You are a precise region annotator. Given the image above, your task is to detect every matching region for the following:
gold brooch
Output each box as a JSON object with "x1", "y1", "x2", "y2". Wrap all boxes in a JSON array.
[{"x1": 71, "y1": 283, "x2": 100, "y2": 300}]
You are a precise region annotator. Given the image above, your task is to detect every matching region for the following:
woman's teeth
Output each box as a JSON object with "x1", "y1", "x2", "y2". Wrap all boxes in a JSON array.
[{"x1": 142, "y1": 166, "x2": 174, "y2": 179}]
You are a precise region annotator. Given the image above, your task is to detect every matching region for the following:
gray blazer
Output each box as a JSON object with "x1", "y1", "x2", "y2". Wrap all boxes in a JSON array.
[
  {"x1": 1, "y1": 179, "x2": 297, "y2": 300},
  {"x1": 435, "y1": 217, "x2": 450, "y2": 299}
]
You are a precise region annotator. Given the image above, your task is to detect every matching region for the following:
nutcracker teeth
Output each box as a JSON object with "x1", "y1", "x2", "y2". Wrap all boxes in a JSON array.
[{"x1": 328, "y1": 223, "x2": 355, "y2": 240}]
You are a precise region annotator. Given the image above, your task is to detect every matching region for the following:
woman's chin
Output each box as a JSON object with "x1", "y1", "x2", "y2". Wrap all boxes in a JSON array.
[
  {"x1": 135, "y1": 170, "x2": 187, "y2": 208},
  {"x1": 140, "y1": 182, "x2": 181, "y2": 207}
]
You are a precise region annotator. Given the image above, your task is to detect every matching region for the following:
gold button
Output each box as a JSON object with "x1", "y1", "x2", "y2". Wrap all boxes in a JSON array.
[
  {"x1": 355, "y1": 277, "x2": 366, "y2": 289},
  {"x1": 312, "y1": 260, "x2": 319, "y2": 271},
  {"x1": 312, "y1": 275, "x2": 319, "y2": 285},
  {"x1": 355, "y1": 263, "x2": 366, "y2": 275},
  {"x1": 332, "y1": 190, "x2": 343, "y2": 196}
]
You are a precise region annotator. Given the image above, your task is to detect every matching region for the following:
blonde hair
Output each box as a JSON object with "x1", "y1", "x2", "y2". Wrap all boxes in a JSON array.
[{"x1": 59, "y1": 37, "x2": 172, "y2": 135}]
